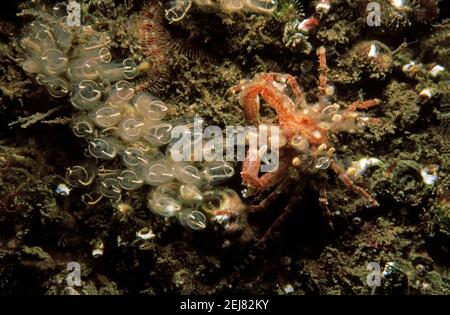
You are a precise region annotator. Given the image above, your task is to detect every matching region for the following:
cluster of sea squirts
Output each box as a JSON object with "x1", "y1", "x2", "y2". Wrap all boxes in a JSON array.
[{"x1": 18, "y1": 4, "x2": 242, "y2": 232}]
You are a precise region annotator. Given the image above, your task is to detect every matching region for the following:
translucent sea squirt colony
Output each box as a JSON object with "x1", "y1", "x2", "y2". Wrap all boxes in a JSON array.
[{"x1": 18, "y1": 4, "x2": 241, "y2": 232}]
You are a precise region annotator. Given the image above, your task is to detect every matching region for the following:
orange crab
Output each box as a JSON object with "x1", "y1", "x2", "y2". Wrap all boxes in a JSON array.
[{"x1": 229, "y1": 47, "x2": 381, "y2": 242}]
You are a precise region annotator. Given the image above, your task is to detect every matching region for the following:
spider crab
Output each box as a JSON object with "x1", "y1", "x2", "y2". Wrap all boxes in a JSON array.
[{"x1": 229, "y1": 47, "x2": 381, "y2": 242}]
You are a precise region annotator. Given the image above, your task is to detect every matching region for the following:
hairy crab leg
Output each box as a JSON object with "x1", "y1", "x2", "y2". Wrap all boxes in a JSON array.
[
  {"x1": 286, "y1": 75, "x2": 307, "y2": 108},
  {"x1": 260, "y1": 88, "x2": 297, "y2": 125},
  {"x1": 231, "y1": 74, "x2": 299, "y2": 126},
  {"x1": 330, "y1": 160, "x2": 379, "y2": 208},
  {"x1": 241, "y1": 146, "x2": 287, "y2": 192},
  {"x1": 317, "y1": 183, "x2": 334, "y2": 230},
  {"x1": 270, "y1": 73, "x2": 306, "y2": 108},
  {"x1": 347, "y1": 99, "x2": 381, "y2": 112},
  {"x1": 317, "y1": 46, "x2": 328, "y2": 108},
  {"x1": 241, "y1": 86, "x2": 262, "y2": 125},
  {"x1": 227, "y1": 79, "x2": 263, "y2": 125},
  {"x1": 258, "y1": 182, "x2": 306, "y2": 244},
  {"x1": 247, "y1": 172, "x2": 293, "y2": 213}
]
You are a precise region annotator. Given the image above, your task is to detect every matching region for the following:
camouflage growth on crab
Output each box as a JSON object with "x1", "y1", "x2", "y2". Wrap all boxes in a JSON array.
[{"x1": 230, "y1": 46, "x2": 381, "y2": 241}]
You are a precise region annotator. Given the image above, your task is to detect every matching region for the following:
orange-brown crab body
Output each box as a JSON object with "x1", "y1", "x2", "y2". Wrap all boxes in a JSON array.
[
  {"x1": 235, "y1": 73, "x2": 329, "y2": 145},
  {"x1": 231, "y1": 47, "x2": 381, "y2": 221}
]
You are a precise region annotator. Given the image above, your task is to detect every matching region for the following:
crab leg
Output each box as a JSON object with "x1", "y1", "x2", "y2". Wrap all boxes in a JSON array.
[
  {"x1": 317, "y1": 183, "x2": 334, "y2": 230},
  {"x1": 232, "y1": 73, "x2": 302, "y2": 126},
  {"x1": 287, "y1": 75, "x2": 307, "y2": 108},
  {"x1": 247, "y1": 172, "x2": 294, "y2": 213},
  {"x1": 317, "y1": 46, "x2": 328, "y2": 107},
  {"x1": 330, "y1": 160, "x2": 379, "y2": 208},
  {"x1": 347, "y1": 99, "x2": 381, "y2": 112},
  {"x1": 270, "y1": 73, "x2": 306, "y2": 108},
  {"x1": 241, "y1": 86, "x2": 295, "y2": 126},
  {"x1": 258, "y1": 182, "x2": 305, "y2": 244},
  {"x1": 241, "y1": 146, "x2": 288, "y2": 192},
  {"x1": 240, "y1": 86, "x2": 262, "y2": 125}
]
